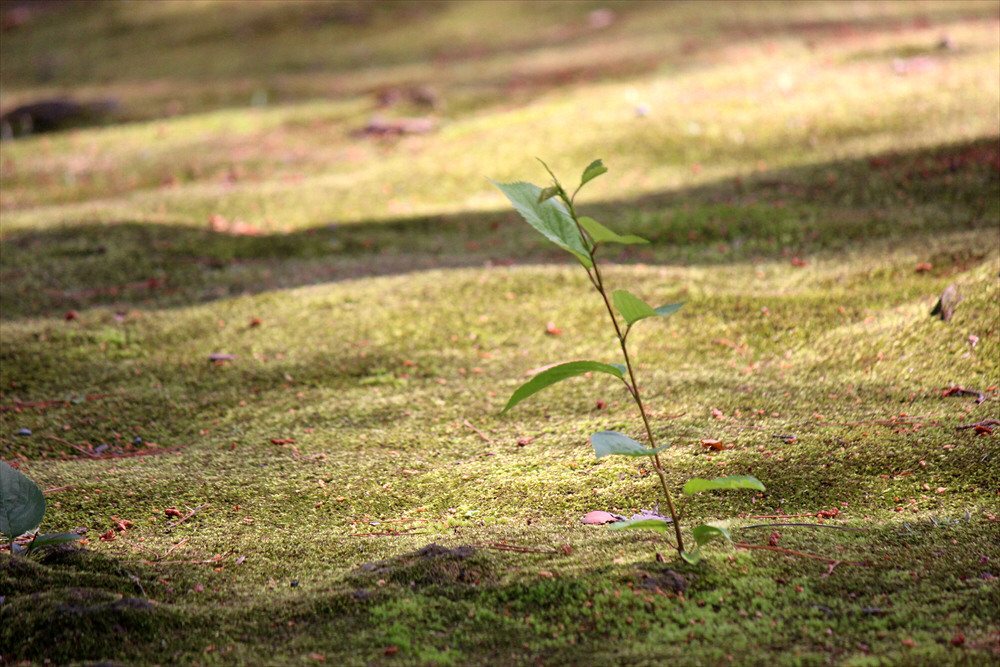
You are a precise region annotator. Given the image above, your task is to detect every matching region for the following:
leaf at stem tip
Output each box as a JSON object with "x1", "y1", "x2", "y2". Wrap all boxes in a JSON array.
[
  {"x1": 580, "y1": 159, "x2": 608, "y2": 187},
  {"x1": 0, "y1": 461, "x2": 46, "y2": 542},
  {"x1": 578, "y1": 217, "x2": 648, "y2": 246},
  {"x1": 537, "y1": 185, "x2": 560, "y2": 203},
  {"x1": 499, "y1": 361, "x2": 625, "y2": 416},
  {"x1": 490, "y1": 179, "x2": 592, "y2": 267},
  {"x1": 591, "y1": 431, "x2": 670, "y2": 459},
  {"x1": 682, "y1": 475, "x2": 766, "y2": 495}
]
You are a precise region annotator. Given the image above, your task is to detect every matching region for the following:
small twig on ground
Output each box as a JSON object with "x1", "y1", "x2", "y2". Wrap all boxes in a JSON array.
[
  {"x1": 42, "y1": 485, "x2": 75, "y2": 494},
  {"x1": 822, "y1": 561, "x2": 841, "y2": 578},
  {"x1": 743, "y1": 523, "x2": 867, "y2": 532},
  {"x1": 942, "y1": 386, "x2": 987, "y2": 404},
  {"x1": 956, "y1": 418, "x2": 999, "y2": 430},
  {"x1": 165, "y1": 505, "x2": 210, "y2": 532},
  {"x1": 734, "y1": 542, "x2": 870, "y2": 566},
  {"x1": 469, "y1": 542, "x2": 561, "y2": 554},
  {"x1": 0, "y1": 392, "x2": 122, "y2": 413},
  {"x1": 349, "y1": 527, "x2": 427, "y2": 537},
  {"x1": 838, "y1": 416, "x2": 932, "y2": 426},
  {"x1": 148, "y1": 550, "x2": 233, "y2": 566},
  {"x1": 463, "y1": 419, "x2": 496, "y2": 445},
  {"x1": 741, "y1": 513, "x2": 821, "y2": 519},
  {"x1": 44, "y1": 434, "x2": 101, "y2": 458}
]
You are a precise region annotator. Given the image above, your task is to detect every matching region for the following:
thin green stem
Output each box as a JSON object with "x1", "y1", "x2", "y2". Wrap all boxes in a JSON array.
[{"x1": 564, "y1": 196, "x2": 685, "y2": 553}]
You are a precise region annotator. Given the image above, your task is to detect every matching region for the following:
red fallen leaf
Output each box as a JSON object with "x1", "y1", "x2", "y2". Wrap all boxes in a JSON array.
[
  {"x1": 64, "y1": 310, "x2": 78, "y2": 321},
  {"x1": 817, "y1": 508, "x2": 839, "y2": 519},
  {"x1": 114, "y1": 519, "x2": 133, "y2": 533},
  {"x1": 270, "y1": 438, "x2": 297, "y2": 445},
  {"x1": 941, "y1": 386, "x2": 963, "y2": 397},
  {"x1": 914, "y1": 262, "x2": 932, "y2": 273},
  {"x1": 790, "y1": 257, "x2": 807, "y2": 267},
  {"x1": 384, "y1": 646, "x2": 399, "y2": 656},
  {"x1": 164, "y1": 507, "x2": 183, "y2": 517},
  {"x1": 700, "y1": 439, "x2": 725, "y2": 451},
  {"x1": 901, "y1": 638, "x2": 916, "y2": 647},
  {"x1": 99, "y1": 529, "x2": 116, "y2": 541},
  {"x1": 546, "y1": 321, "x2": 562, "y2": 336},
  {"x1": 711, "y1": 408, "x2": 724, "y2": 419},
  {"x1": 595, "y1": 400, "x2": 606, "y2": 409},
  {"x1": 516, "y1": 436, "x2": 534, "y2": 447},
  {"x1": 974, "y1": 424, "x2": 994, "y2": 435},
  {"x1": 249, "y1": 317, "x2": 262, "y2": 327},
  {"x1": 950, "y1": 633, "x2": 966, "y2": 646},
  {"x1": 768, "y1": 531, "x2": 781, "y2": 546}
]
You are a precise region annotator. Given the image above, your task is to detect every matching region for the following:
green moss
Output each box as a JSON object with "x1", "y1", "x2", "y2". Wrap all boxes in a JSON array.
[{"x1": 1, "y1": 1, "x2": 999, "y2": 665}]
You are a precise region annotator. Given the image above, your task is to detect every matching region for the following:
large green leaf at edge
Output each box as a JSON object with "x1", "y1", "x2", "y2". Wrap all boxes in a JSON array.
[
  {"x1": 591, "y1": 431, "x2": 670, "y2": 459},
  {"x1": 578, "y1": 217, "x2": 648, "y2": 246},
  {"x1": 0, "y1": 460, "x2": 46, "y2": 540},
  {"x1": 499, "y1": 361, "x2": 625, "y2": 416},
  {"x1": 491, "y1": 180, "x2": 592, "y2": 267},
  {"x1": 683, "y1": 475, "x2": 765, "y2": 495}
]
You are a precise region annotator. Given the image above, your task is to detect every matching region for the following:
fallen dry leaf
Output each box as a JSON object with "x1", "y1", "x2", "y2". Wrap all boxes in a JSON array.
[
  {"x1": 914, "y1": 262, "x2": 933, "y2": 273},
  {"x1": 582, "y1": 511, "x2": 619, "y2": 525},
  {"x1": 700, "y1": 439, "x2": 725, "y2": 451},
  {"x1": 545, "y1": 321, "x2": 562, "y2": 336}
]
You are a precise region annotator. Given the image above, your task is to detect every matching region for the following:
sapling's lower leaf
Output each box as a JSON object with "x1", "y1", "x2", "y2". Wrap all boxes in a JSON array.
[
  {"x1": 490, "y1": 180, "x2": 593, "y2": 267},
  {"x1": 578, "y1": 217, "x2": 648, "y2": 246},
  {"x1": 499, "y1": 360, "x2": 625, "y2": 415},
  {"x1": 683, "y1": 475, "x2": 765, "y2": 495},
  {"x1": 24, "y1": 532, "x2": 84, "y2": 553},
  {"x1": 610, "y1": 518, "x2": 672, "y2": 533},
  {"x1": 0, "y1": 460, "x2": 46, "y2": 541},
  {"x1": 680, "y1": 549, "x2": 702, "y2": 565},
  {"x1": 692, "y1": 523, "x2": 731, "y2": 547},
  {"x1": 591, "y1": 431, "x2": 670, "y2": 459}
]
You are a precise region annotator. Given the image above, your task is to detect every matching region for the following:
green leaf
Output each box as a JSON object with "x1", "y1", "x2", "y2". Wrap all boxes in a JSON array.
[
  {"x1": 24, "y1": 532, "x2": 84, "y2": 554},
  {"x1": 578, "y1": 217, "x2": 648, "y2": 246},
  {"x1": 591, "y1": 431, "x2": 670, "y2": 459},
  {"x1": 691, "y1": 523, "x2": 731, "y2": 547},
  {"x1": 499, "y1": 361, "x2": 625, "y2": 416},
  {"x1": 612, "y1": 290, "x2": 657, "y2": 325},
  {"x1": 0, "y1": 461, "x2": 46, "y2": 541},
  {"x1": 491, "y1": 180, "x2": 592, "y2": 267},
  {"x1": 580, "y1": 159, "x2": 608, "y2": 187},
  {"x1": 610, "y1": 518, "x2": 672, "y2": 533},
  {"x1": 612, "y1": 290, "x2": 685, "y2": 326},
  {"x1": 653, "y1": 302, "x2": 685, "y2": 318},
  {"x1": 537, "y1": 185, "x2": 561, "y2": 203},
  {"x1": 680, "y1": 549, "x2": 702, "y2": 564},
  {"x1": 683, "y1": 475, "x2": 766, "y2": 495}
]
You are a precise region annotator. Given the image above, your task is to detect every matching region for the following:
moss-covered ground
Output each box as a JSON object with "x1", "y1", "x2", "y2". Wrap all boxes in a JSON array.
[{"x1": 1, "y1": 1, "x2": 998, "y2": 665}]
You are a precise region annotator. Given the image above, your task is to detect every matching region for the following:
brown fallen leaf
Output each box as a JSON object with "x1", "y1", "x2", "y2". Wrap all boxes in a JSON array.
[
  {"x1": 546, "y1": 321, "x2": 562, "y2": 335},
  {"x1": 914, "y1": 262, "x2": 932, "y2": 273},
  {"x1": 700, "y1": 439, "x2": 725, "y2": 451}
]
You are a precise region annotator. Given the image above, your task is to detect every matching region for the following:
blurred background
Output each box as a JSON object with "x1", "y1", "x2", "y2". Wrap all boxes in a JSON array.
[{"x1": 0, "y1": 0, "x2": 997, "y2": 312}]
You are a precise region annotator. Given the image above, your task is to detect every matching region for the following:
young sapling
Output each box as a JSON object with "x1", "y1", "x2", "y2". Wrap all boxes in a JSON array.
[{"x1": 492, "y1": 159, "x2": 764, "y2": 564}]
